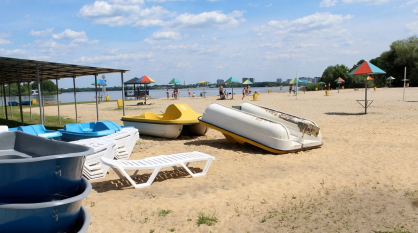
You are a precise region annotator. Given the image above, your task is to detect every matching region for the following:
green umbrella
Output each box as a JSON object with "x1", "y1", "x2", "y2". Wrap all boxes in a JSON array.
[
  {"x1": 168, "y1": 78, "x2": 181, "y2": 85},
  {"x1": 225, "y1": 77, "x2": 239, "y2": 99}
]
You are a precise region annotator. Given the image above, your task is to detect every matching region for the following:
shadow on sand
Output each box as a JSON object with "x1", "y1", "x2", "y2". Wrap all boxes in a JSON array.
[{"x1": 325, "y1": 112, "x2": 366, "y2": 116}]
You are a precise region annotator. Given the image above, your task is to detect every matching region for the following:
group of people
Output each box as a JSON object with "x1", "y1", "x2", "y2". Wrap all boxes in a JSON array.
[
  {"x1": 241, "y1": 84, "x2": 251, "y2": 99},
  {"x1": 217, "y1": 85, "x2": 229, "y2": 100},
  {"x1": 166, "y1": 88, "x2": 196, "y2": 99}
]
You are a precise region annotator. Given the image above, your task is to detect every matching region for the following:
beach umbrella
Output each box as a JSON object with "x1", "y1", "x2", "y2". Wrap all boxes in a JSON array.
[
  {"x1": 289, "y1": 78, "x2": 301, "y2": 84},
  {"x1": 242, "y1": 79, "x2": 253, "y2": 85},
  {"x1": 198, "y1": 80, "x2": 211, "y2": 98},
  {"x1": 319, "y1": 82, "x2": 326, "y2": 84},
  {"x1": 348, "y1": 61, "x2": 385, "y2": 114},
  {"x1": 136, "y1": 75, "x2": 156, "y2": 105},
  {"x1": 91, "y1": 79, "x2": 107, "y2": 103},
  {"x1": 334, "y1": 77, "x2": 345, "y2": 93},
  {"x1": 301, "y1": 80, "x2": 310, "y2": 83},
  {"x1": 168, "y1": 78, "x2": 181, "y2": 85},
  {"x1": 387, "y1": 76, "x2": 395, "y2": 87},
  {"x1": 225, "y1": 77, "x2": 239, "y2": 99}
]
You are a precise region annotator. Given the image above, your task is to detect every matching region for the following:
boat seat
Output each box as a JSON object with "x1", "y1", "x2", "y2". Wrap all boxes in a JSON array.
[
  {"x1": 17, "y1": 126, "x2": 38, "y2": 136},
  {"x1": 142, "y1": 112, "x2": 163, "y2": 120},
  {"x1": 101, "y1": 151, "x2": 215, "y2": 189},
  {"x1": 64, "y1": 124, "x2": 85, "y2": 133}
]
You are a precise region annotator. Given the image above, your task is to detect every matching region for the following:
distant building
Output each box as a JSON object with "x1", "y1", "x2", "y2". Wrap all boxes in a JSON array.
[
  {"x1": 286, "y1": 79, "x2": 292, "y2": 84},
  {"x1": 242, "y1": 77, "x2": 255, "y2": 83},
  {"x1": 277, "y1": 78, "x2": 282, "y2": 83},
  {"x1": 217, "y1": 79, "x2": 224, "y2": 84}
]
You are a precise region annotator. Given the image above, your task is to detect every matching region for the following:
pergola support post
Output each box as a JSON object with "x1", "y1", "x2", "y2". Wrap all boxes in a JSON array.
[
  {"x1": 1, "y1": 74, "x2": 8, "y2": 125},
  {"x1": 17, "y1": 67, "x2": 24, "y2": 125},
  {"x1": 56, "y1": 79, "x2": 61, "y2": 124},
  {"x1": 28, "y1": 82, "x2": 32, "y2": 121},
  {"x1": 73, "y1": 77, "x2": 78, "y2": 124},
  {"x1": 121, "y1": 72, "x2": 125, "y2": 116},
  {"x1": 95, "y1": 74, "x2": 99, "y2": 121},
  {"x1": 36, "y1": 64, "x2": 43, "y2": 125},
  {"x1": 9, "y1": 84, "x2": 12, "y2": 118}
]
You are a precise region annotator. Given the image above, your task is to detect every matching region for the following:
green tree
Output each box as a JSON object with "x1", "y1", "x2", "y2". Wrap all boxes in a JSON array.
[
  {"x1": 319, "y1": 64, "x2": 349, "y2": 89},
  {"x1": 31, "y1": 80, "x2": 58, "y2": 94},
  {"x1": 377, "y1": 36, "x2": 418, "y2": 87}
]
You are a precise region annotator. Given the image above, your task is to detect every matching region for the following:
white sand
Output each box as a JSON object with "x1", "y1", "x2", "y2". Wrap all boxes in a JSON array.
[{"x1": 40, "y1": 87, "x2": 418, "y2": 232}]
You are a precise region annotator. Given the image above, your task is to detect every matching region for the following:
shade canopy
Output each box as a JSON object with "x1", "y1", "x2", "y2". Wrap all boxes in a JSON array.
[
  {"x1": 91, "y1": 79, "x2": 107, "y2": 86},
  {"x1": 136, "y1": 75, "x2": 155, "y2": 84},
  {"x1": 242, "y1": 79, "x2": 253, "y2": 85},
  {"x1": 168, "y1": 78, "x2": 181, "y2": 84},
  {"x1": 387, "y1": 76, "x2": 395, "y2": 80},
  {"x1": 198, "y1": 80, "x2": 211, "y2": 84},
  {"x1": 225, "y1": 77, "x2": 239, "y2": 83},
  {"x1": 301, "y1": 80, "x2": 310, "y2": 83},
  {"x1": 319, "y1": 82, "x2": 326, "y2": 84},
  {"x1": 366, "y1": 76, "x2": 374, "y2": 80},
  {"x1": 348, "y1": 61, "x2": 386, "y2": 76},
  {"x1": 289, "y1": 78, "x2": 301, "y2": 84},
  {"x1": 335, "y1": 77, "x2": 345, "y2": 82}
]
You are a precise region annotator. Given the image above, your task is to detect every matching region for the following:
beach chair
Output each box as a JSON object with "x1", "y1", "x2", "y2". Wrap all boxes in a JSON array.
[
  {"x1": 100, "y1": 151, "x2": 215, "y2": 189},
  {"x1": 101, "y1": 127, "x2": 139, "y2": 160},
  {"x1": 71, "y1": 138, "x2": 118, "y2": 180}
]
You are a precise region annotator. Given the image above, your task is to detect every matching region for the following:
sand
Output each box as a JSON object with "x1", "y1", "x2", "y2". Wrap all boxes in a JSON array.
[{"x1": 40, "y1": 87, "x2": 418, "y2": 232}]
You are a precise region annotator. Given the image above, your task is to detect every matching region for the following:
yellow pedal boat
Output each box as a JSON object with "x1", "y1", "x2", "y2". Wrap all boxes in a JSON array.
[{"x1": 121, "y1": 103, "x2": 207, "y2": 139}]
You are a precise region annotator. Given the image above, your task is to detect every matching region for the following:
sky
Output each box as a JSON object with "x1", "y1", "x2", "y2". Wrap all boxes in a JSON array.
[{"x1": 1, "y1": 0, "x2": 417, "y2": 88}]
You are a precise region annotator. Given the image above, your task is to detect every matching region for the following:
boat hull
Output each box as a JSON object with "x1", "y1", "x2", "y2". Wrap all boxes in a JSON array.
[
  {"x1": 122, "y1": 121, "x2": 183, "y2": 139},
  {"x1": 199, "y1": 103, "x2": 322, "y2": 154}
]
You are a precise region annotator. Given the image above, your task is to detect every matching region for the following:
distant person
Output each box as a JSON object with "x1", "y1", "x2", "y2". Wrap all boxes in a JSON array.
[
  {"x1": 289, "y1": 85, "x2": 292, "y2": 94},
  {"x1": 188, "y1": 89, "x2": 191, "y2": 97},
  {"x1": 192, "y1": 92, "x2": 196, "y2": 97},
  {"x1": 219, "y1": 85, "x2": 224, "y2": 96},
  {"x1": 224, "y1": 89, "x2": 229, "y2": 99},
  {"x1": 280, "y1": 85, "x2": 283, "y2": 93},
  {"x1": 328, "y1": 83, "x2": 331, "y2": 90},
  {"x1": 246, "y1": 84, "x2": 251, "y2": 95},
  {"x1": 217, "y1": 94, "x2": 226, "y2": 100},
  {"x1": 242, "y1": 87, "x2": 246, "y2": 100},
  {"x1": 166, "y1": 89, "x2": 169, "y2": 99}
]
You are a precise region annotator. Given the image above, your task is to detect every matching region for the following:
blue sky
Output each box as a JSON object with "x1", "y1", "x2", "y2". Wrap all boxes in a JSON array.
[{"x1": 1, "y1": 0, "x2": 417, "y2": 88}]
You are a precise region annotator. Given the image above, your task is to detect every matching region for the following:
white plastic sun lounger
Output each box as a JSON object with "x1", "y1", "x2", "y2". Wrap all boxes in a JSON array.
[
  {"x1": 100, "y1": 151, "x2": 215, "y2": 189},
  {"x1": 71, "y1": 137, "x2": 118, "y2": 180},
  {"x1": 101, "y1": 128, "x2": 139, "y2": 160}
]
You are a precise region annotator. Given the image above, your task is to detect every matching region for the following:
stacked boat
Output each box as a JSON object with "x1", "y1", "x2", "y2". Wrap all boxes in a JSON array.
[
  {"x1": 199, "y1": 102, "x2": 322, "y2": 154},
  {"x1": 0, "y1": 131, "x2": 93, "y2": 232}
]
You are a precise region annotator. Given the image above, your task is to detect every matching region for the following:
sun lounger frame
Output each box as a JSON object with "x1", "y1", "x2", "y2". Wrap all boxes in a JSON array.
[{"x1": 100, "y1": 151, "x2": 215, "y2": 189}]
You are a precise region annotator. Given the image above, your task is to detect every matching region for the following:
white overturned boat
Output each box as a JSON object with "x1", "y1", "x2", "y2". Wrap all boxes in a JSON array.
[{"x1": 198, "y1": 102, "x2": 322, "y2": 154}]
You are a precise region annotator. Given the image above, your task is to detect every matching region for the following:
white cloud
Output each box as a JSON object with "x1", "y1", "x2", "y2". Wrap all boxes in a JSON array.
[
  {"x1": 29, "y1": 28, "x2": 54, "y2": 37},
  {"x1": 320, "y1": 0, "x2": 338, "y2": 7},
  {"x1": 258, "y1": 12, "x2": 352, "y2": 35},
  {"x1": 75, "y1": 52, "x2": 153, "y2": 62},
  {"x1": 0, "y1": 32, "x2": 12, "y2": 45},
  {"x1": 176, "y1": 62, "x2": 191, "y2": 67},
  {"x1": 341, "y1": 0, "x2": 392, "y2": 4},
  {"x1": 266, "y1": 3, "x2": 273, "y2": 7},
  {"x1": 144, "y1": 30, "x2": 182, "y2": 43},
  {"x1": 264, "y1": 52, "x2": 299, "y2": 59},
  {"x1": 0, "y1": 48, "x2": 26, "y2": 55},
  {"x1": 0, "y1": 38, "x2": 12, "y2": 45},
  {"x1": 79, "y1": 1, "x2": 171, "y2": 27},
  {"x1": 260, "y1": 42, "x2": 282, "y2": 48},
  {"x1": 414, "y1": 6, "x2": 418, "y2": 13},
  {"x1": 230, "y1": 53, "x2": 242, "y2": 58},
  {"x1": 159, "y1": 43, "x2": 219, "y2": 54},
  {"x1": 52, "y1": 29, "x2": 89, "y2": 43},
  {"x1": 406, "y1": 21, "x2": 418, "y2": 34},
  {"x1": 167, "y1": 10, "x2": 245, "y2": 29}
]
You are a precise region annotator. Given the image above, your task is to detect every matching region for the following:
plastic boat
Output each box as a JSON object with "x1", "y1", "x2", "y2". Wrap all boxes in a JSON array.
[
  {"x1": 121, "y1": 103, "x2": 207, "y2": 139},
  {"x1": 9, "y1": 124, "x2": 62, "y2": 140},
  {"x1": 59, "y1": 121, "x2": 129, "y2": 141},
  {"x1": 8, "y1": 101, "x2": 18, "y2": 106},
  {"x1": 198, "y1": 102, "x2": 322, "y2": 154},
  {"x1": 0, "y1": 177, "x2": 91, "y2": 233},
  {"x1": 0, "y1": 131, "x2": 93, "y2": 202}
]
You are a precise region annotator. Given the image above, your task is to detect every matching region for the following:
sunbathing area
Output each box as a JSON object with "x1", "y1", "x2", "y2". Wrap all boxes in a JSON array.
[{"x1": 19, "y1": 87, "x2": 417, "y2": 232}]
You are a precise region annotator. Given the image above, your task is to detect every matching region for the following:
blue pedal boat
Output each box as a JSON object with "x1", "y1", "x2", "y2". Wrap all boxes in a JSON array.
[
  {"x1": 9, "y1": 124, "x2": 62, "y2": 140},
  {"x1": 0, "y1": 177, "x2": 91, "y2": 233},
  {"x1": 59, "y1": 121, "x2": 132, "y2": 141},
  {"x1": 0, "y1": 131, "x2": 93, "y2": 202}
]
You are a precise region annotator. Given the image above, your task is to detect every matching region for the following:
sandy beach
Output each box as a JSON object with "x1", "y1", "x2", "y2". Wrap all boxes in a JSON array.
[{"x1": 40, "y1": 87, "x2": 418, "y2": 232}]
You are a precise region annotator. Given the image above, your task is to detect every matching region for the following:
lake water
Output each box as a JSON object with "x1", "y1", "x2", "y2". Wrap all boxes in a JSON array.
[{"x1": 2, "y1": 86, "x2": 292, "y2": 104}]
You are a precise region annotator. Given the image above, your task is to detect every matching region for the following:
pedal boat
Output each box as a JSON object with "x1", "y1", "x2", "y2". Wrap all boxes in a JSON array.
[
  {"x1": 198, "y1": 102, "x2": 322, "y2": 154},
  {"x1": 121, "y1": 103, "x2": 207, "y2": 139},
  {"x1": 58, "y1": 121, "x2": 130, "y2": 141}
]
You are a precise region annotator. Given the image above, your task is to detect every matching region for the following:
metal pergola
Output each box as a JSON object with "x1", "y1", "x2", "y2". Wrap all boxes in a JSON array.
[{"x1": 0, "y1": 56, "x2": 129, "y2": 126}]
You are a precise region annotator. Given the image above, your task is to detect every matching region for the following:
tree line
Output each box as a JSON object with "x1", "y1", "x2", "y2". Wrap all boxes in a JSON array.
[{"x1": 319, "y1": 36, "x2": 418, "y2": 89}]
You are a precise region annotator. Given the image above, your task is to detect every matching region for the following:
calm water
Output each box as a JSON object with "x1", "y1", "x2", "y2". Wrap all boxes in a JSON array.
[{"x1": 1, "y1": 86, "x2": 292, "y2": 104}]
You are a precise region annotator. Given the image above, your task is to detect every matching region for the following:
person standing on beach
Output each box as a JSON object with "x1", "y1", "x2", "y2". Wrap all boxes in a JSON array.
[
  {"x1": 246, "y1": 84, "x2": 251, "y2": 95},
  {"x1": 289, "y1": 85, "x2": 292, "y2": 94},
  {"x1": 166, "y1": 89, "x2": 169, "y2": 99},
  {"x1": 219, "y1": 85, "x2": 224, "y2": 97},
  {"x1": 242, "y1": 87, "x2": 246, "y2": 100},
  {"x1": 188, "y1": 89, "x2": 191, "y2": 97},
  {"x1": 280, "y1": 85, "x2": 283, "y2": 93}
]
